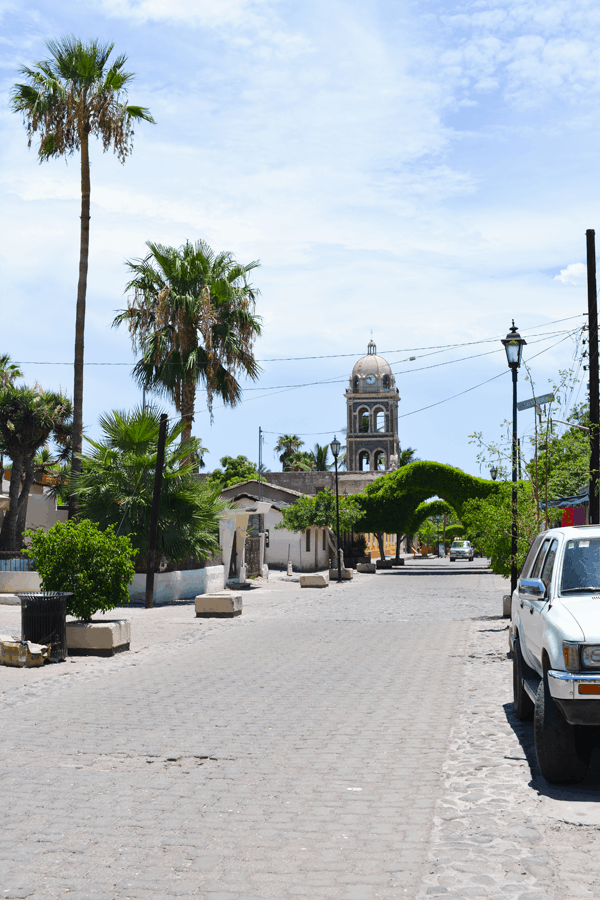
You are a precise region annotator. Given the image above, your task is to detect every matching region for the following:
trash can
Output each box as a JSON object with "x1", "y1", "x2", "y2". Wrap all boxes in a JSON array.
[{"x1": 18, "y1": 593, "x2": 72, "y2": 662}]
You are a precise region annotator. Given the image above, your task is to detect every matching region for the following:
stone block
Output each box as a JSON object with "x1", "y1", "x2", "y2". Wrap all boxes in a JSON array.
[
  {"x1": 391, "y1": 558, "x2": 405, "y2": 566},
  {"x1": 262, "y1": 564, "x2": 269, "y2": 580},
  {"x1": 328, "y1": 566, "x2": 353, "y2": 580},
  {"x1": 300, "y1": 573, "x2": 329, "y2": 588},
  {"x1": 356, "y1": 563, "x2": 377, "y2": 573},
  {"x1": 503, "y1": 594, "x2": 512, "y2": 619},
  {"x1": 195, "y1": 592, "x2": 243, "y2": 617},
  {"x1": 66, "y1": 619, "x2": 131, "y2": 657},
  {"x1": 376, "y1": 559, "x2": 393, "y2": 569}
]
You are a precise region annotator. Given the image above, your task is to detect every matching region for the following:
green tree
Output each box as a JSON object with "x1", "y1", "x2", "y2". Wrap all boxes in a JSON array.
[
  {"x1": 277, "y1": 488, "x2": 361, "y2": 537},
  {"x1": 114, "y1": 239, "x2": 262, "y2": 446},
  {"x1": 27, "y1": 519, "x2": 135, "y2": 622},
  {"x1": 274, "y1": 434, "x2": 304, "y2": 470},
  {"x1": 11, "y1": 37, "x2": 154, "y2": 501},
  {"x1": 70, "y1": 407, "x2": 225, "y2": 569},
  {"x1": 461, "y1": 481, "x2": 541, "y2": 578},
  {"x1": 207, "y1": 455, "x2": 258, "y2": 488},
  {"x1": 0, "y1": 354, "x2": 23, "y2": 485},
  {"x1": 310, "y1": 443, "x2": 331, "y2": 471},
  {"x1": 286, "y1": 450, "x2": 315, "y2": 471},
  {"x1": 0, "y1": 386, "x2": 72, "y2": 551}
]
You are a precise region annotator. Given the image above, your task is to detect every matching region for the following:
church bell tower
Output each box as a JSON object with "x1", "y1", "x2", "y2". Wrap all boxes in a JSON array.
[{"x1": 345, "y1": 340, "x2": 400, "y2": 472}]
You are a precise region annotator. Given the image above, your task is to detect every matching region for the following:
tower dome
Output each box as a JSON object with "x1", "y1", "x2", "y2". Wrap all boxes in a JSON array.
[{"x1": 351, "y1": 341, "x2": 394, "y2": 388}]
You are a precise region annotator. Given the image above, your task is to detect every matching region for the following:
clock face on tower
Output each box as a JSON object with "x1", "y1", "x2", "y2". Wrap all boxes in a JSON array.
[{"x1": 365, "y1": 374, "x2": 376, "y2": 385}]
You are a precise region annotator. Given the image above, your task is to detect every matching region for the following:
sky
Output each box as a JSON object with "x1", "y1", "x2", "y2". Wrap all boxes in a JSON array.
[{"x1": 0, "y1": 0, "x2": 597, "y2": 477}]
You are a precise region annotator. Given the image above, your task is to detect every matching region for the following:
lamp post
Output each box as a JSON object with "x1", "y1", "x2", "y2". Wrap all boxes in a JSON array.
[
  {"x1": 501, "y1": 321, "x2": 527, "y2": 597},
  {"x1": 330, "y1": 436, "x2": 342, "y2": 584},
  {"x1": 490, "y1": 466, "x2": 498, "y2": 481}
]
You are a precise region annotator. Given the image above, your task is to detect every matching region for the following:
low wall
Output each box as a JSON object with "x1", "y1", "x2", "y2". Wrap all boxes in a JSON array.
[
  {"x1": 128, "y1": 565, "x2": 225, "y2": 603},
  {"x1": 0, "y1": 571, "x2": 41, "y2": 593}
]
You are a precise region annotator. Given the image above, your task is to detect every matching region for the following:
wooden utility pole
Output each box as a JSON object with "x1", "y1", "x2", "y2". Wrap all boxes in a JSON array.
[
  {"x1": 145, "y1": 413, "x2": 168, "y2": 609},
  {"x1": 587, "y1": 230, "x2": 599, "y2": 525}
]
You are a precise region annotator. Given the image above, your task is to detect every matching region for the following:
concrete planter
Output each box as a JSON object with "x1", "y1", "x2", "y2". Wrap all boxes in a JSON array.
[
  {"x1": 66, "y1": 619, "x2": 131, "y2": 657},
  {"x1": 195, "y1": 592, "x2": 242, "y2": 617},
  {"x1": 356, "y1": 563, "x2": 376, "y2": 573},
  {"x1": 128, "y1": 565, "x2": 225, "y2": 604}
]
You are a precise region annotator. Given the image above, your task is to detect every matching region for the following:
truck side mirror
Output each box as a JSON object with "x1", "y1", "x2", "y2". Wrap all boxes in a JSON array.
[{"x1": 519, "y1": 577, "x2": 546, "y2": 599}]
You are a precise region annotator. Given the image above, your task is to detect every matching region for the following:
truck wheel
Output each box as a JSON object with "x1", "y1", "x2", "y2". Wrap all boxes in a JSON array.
[
  {"x1": 534, "y1": 673, "x2": 590, "y2": 783},
  {"x1": 513, "y1": 639, "x2": 534, "y2": 721}
]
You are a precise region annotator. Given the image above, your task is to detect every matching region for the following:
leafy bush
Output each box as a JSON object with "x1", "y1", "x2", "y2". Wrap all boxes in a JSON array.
[
  {"x1": 27, "y1": 519, "x2": 136, "y2": 621},
  {"x1": 276, "y1": 488, "x2": 361, "y2": 532}
]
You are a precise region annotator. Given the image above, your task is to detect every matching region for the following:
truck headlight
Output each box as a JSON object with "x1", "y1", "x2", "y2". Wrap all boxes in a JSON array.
[
  {"x1": 563, "y1": 642, "x2": 580, "y2": 671},
  {"x1": 582, "y1": 645, "x2": 600, "y2": 668}
]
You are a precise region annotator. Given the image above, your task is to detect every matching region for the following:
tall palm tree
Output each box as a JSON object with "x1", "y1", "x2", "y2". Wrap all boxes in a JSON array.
[
  {"x1": 11, "y1": 36, "x2": 154, "y2": 507},
  {"x1": 274, "y1": 434, "x2": 304, "y2": 470},
  {"x1": 114, "y1": 239, "x2": 262, "y2": 446}
]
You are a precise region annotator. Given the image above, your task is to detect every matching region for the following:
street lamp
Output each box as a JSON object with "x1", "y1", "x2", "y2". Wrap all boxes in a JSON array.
[
  {"x1": 490, "y1": 466, "x2": 498, "y2": 481},
  {"x1": 501, "y1": 321, "x2": 527, "y2": 596},
  {"x1": 330, "y1": 436, "x2": 342, "y2": 584}
]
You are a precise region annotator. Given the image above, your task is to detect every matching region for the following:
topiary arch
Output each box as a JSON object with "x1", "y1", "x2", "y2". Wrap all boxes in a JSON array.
[{"x1": 355, "y1": 461, "x2": 498, "y2": 535}]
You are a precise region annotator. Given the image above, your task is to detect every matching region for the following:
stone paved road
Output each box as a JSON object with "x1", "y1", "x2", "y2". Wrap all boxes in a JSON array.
[{"x1": 2, "y1": 559, "x2": 598, "y2": 900}]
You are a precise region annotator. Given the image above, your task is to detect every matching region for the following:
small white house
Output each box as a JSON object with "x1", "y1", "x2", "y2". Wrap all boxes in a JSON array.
[{"x1": 219, "y1": 480, "x2": 331, "y2": 573}]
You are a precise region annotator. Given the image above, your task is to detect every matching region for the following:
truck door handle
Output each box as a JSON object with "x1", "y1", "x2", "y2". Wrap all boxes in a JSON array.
[
  {"x1": 529, "y1": 607, "x2": 534, "y2": 614},
  {"x1": 520, "y1": 600, "x2": 524, "y2": 608}
]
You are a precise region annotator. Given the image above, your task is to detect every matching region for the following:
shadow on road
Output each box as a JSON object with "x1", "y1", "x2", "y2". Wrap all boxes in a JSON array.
[
  {"x1": 377, "y1": 566, "x2": 494, "y2": 577},
  {"x1": 503, "y1": 700, "x2": 600, "y2": 810}
]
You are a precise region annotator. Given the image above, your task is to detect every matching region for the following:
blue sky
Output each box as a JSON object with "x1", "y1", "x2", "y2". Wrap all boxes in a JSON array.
[{"x1": 0, "y1": 0, "x2": 596, "y2": 476}]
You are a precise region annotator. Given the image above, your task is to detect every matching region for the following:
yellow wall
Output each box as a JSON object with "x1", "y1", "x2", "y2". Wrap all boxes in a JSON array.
[{"x1": 364, "y1": 532, "x2": 396, "y2": 559}]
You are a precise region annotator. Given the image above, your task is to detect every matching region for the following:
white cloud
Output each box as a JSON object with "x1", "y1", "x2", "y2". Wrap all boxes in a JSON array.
[{"x1": 554, "y1": 262, "x2": 587, "y2": 284}]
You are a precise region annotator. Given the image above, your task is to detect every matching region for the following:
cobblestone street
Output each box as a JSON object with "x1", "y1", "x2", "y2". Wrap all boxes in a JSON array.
[{"x1": 1, "y1": 559, "x2": 600, "y2": 900}]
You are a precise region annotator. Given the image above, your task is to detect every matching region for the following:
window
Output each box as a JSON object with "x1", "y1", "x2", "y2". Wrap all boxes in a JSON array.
[
  {"x1": 561, "y1": 537, "x2": 600, "y2": 593},
  {"x1": 383, "y1": 374, "x2": 390, "y2": 390},
  {"x1": 353, "y1": 376, "x2": 359, "y2": 391},
  {"x1": 375, "y1": 409, "x2": 385, "y2": 432},
  {"x1": 540, "y1": 539, "x2": 558, "y2": 590},
  {"x1": 521, "y1": 534, "x2": 545, "y2": 579},
  {"x1": 374, "y1": 450, "x2": 386, "y2": 470},
  {"x1": 530, "y1": 539, "x2": 551, "y2": 580},
  {"x1": 358, "y1": 408, "x2": 369, "y2": 433},
  {"x1": 306, "y1": 529, "x2": 311, "y2": 552},
  {"x1": 358, "y1": 451, "x2": 370, "y2": 471}
]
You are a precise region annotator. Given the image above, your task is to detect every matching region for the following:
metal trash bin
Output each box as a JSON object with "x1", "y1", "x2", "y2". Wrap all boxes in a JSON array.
[{"x1": 18, "y1": 593, "x2": 72, "y2": 662}]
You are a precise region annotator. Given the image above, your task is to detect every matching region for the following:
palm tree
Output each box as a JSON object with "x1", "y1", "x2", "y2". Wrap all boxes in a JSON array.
[
  {"x1": 274, "y1": 434, "x2": 304, "y2": 470},
  {"x1": 70, "y1": 407, "x2": 225, "y2": 568},
  {"x1": 0, "y1": 386, "x2": 73, "y2": 550},
  {"x1": 11, "y1": 36, "x2": 154, "y2": 506},
  {"x1": 114, "y1": 239, "x2": 261, "y2": 447},
  {"x1": 286, "y1": 450, "x2": 315, "y2": 471},
  {"x1": 310, "y1": 443, "x2": 331, "y2": 471}
]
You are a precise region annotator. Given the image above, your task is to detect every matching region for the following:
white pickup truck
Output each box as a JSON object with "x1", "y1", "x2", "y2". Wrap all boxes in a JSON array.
[{"x1": 510, "y1": 525, "x2": 600, "y2": 783}]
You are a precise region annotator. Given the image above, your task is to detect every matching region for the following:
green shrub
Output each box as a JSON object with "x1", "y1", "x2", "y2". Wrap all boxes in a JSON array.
[{"x1": 26, "y1": 519, "x2": 136, "y2": 621}]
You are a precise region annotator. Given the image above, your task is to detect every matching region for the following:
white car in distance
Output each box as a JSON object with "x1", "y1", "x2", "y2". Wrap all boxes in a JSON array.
[
  {"x1": 449, "y1": 540, "x2": 474, "y2": 562},
  {"x1": 510, "y1": 525, "x2": 600, "y2": 783}
]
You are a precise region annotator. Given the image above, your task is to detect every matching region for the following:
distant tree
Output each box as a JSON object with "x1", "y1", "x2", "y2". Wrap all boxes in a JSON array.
[
  {"x1": 310, "y1": 443, "x2": 331, "y2": 471},
  {"x1": 0, "y1": 386, "x2": 72, "y2": 550},
  {"x1": 286, "y1": 450, "x2": 315, "y2": 471},
  {"x1": 0, "y1": 354, "x2": 23, "y2": 484},
  {"x1": 277, "y1": 489, "x2": 361, "y2": 554},
  {"x1": 274, "y1": 434, "x2": 304, "y2": 470},
  {"x1": 11, "y1": 36, "x2": 154, "y2": 505},
  {"x1": 207, "y1": 455, "x2": 258, "y2": 488}
]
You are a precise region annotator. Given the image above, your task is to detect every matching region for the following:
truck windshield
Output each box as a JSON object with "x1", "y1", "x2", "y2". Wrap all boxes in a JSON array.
[
  {"x1": 452, "y1": 542, "x2": 469, "y2": 548},
  {"x1": 561, "y1": 538, "x2": 600, "y2": 593}
]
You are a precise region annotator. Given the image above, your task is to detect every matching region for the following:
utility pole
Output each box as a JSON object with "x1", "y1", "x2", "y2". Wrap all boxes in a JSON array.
[
  {"x1": 258, "y1": 426, "x2": 263, "y2": 501},
  {"x1": 587, "y1": 229, "x2": 599, "y2": 525},
  {"x1": 145, "y1": 413, "x2": 168, "y2": 609}
]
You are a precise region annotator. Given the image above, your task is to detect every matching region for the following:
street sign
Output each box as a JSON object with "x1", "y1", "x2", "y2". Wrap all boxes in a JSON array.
[{"x1": 517, "y1": 392, "x2": 555, "y2": 412}]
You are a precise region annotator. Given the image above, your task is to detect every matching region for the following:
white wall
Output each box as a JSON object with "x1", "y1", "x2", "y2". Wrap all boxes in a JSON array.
[
  {"x1": 0, "y1": 480, "x2": 67, "y2": 537},
  {"x1": 265, "y1": 509, "x2": 329, "y2": 572}
]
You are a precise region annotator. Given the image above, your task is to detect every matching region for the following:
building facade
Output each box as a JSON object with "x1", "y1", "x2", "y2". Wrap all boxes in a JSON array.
[{"x1": 345, "y1": 340, "x2": 400, "y2": 472}]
